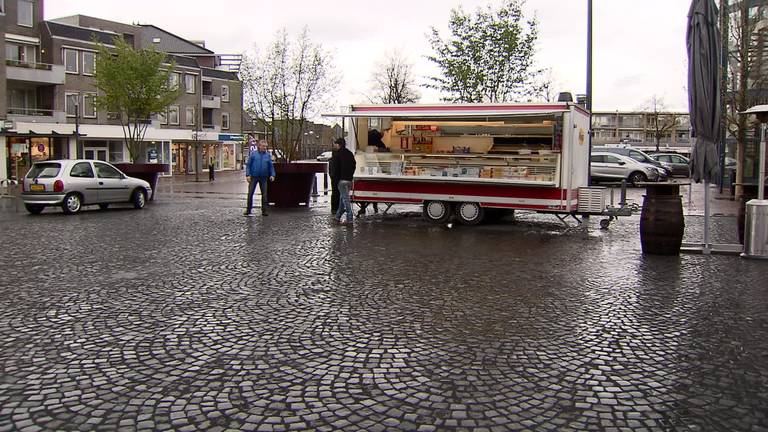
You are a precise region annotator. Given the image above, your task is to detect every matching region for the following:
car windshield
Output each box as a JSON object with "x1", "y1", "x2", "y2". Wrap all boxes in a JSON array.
[{"x1": 26, "y1": 163, "x2": 61, "y2": 178}]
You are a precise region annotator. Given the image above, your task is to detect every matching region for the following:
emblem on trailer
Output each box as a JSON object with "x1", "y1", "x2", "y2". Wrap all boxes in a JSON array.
[{"x1": 578, "y1": 128, "x2": 585, "y2": 145}]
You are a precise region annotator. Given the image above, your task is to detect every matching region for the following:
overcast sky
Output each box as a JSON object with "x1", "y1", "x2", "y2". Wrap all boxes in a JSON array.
[{"x1": 45, "y1": 0, "x2": 691, "y2": 112}]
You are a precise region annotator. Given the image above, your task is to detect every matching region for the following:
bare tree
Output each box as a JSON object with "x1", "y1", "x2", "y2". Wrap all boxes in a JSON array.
[
  {"x1": 641, "y1": 95, "x2": 679, "y2": 152},
  {"x1": 723, "y1": 0, "x2": 768, "y2": 196},
  {"x1": 369, "y1": 50, "x2": 420, "y2": 104},
  {"x1": 526, "y1": 68, "x2": 557, "y2": 102},
  {"x1": 240, "y1": 28, "x2": 338, "y2": 162}
]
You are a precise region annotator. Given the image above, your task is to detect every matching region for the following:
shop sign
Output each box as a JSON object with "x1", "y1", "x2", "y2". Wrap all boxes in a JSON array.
[
  {"x1": 218, "y1": 133, "x2": 243, "y2": 142},
  {"x1": 37, "y1": 143, "x2": 46, "y2": 152}
]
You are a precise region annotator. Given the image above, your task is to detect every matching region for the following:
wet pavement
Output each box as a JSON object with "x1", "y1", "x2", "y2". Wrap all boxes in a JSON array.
[{"x1": 0, "y1": 174, "x2": 766, "y2": 431}]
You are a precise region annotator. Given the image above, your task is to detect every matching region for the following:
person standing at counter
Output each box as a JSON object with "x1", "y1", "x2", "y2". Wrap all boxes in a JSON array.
[
  {"x1": 331, "y1": 138, "x2": 356, "y2": 225},
  {"x1": 329, "y1": 146, "x2": 340, "y2": 214}
]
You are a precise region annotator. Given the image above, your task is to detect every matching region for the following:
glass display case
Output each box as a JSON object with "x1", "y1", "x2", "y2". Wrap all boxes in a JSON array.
[{"x1": 355, "y1": 151, "x2": 560, "y2": 185}]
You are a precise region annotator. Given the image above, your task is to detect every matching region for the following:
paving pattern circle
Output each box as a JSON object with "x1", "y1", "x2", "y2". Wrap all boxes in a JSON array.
[{"x1": 0, "y1": 197, "x2": 766, "y2": 431}]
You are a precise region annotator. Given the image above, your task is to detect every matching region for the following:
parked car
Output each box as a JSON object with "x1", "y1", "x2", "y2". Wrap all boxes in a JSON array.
[
  {"x1": 593, "y1": 146, "x2": 671, "y2": 178},
  {"x1": 650, "y1": 153, "x2": 691, "y2": 177},
  {"x1": 590, "y1": 152, "x2": 664, "y2": 186},
  {"x1": 316, "y1": 151, "x2": 333, "y2": 162},
  {"x1": 21, "y1": 159, "x2": 152, "y2": 215}
]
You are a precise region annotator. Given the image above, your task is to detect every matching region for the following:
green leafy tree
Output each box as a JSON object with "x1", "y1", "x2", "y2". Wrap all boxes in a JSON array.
[
  {"x1": 241, "y1": 28, "x2": 338, "y2": 162},
  {"x1": 426, "y1": 0, "x2": 541, "y2": 103},
  {"x1": 93, "y1": 37, "x2": 181, "y2": 163}
]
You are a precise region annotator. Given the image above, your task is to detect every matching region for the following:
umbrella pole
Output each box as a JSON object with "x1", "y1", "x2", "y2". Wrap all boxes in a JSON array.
[{"x1": 704, "y1": 180, "x2": 711, "y2": 254}]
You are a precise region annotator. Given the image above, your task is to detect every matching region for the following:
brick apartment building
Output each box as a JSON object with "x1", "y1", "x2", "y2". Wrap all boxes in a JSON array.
[{"x1": 0, "y1": 0, "x2": 244, "y2": 181}]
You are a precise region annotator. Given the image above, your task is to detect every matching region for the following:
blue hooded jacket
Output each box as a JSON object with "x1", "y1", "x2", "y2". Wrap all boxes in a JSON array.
[{"x1": 246, "y1": 150, "x2": 276, "y2": 178}]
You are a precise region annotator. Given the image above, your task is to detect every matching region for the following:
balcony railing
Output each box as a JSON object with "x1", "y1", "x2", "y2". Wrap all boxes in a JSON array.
[
  {"x1": 7, "y1": 107, "x2": 66, "y2": 123},
  {"x1": 6, "y1": 60, "x2": 66, "y2": 84},
  {"x1": 5, "y1": 59, "x2": 54, "y2": 70},
  {"x1": 202, "y1": 95, "x2": 221, "y2": 109}
]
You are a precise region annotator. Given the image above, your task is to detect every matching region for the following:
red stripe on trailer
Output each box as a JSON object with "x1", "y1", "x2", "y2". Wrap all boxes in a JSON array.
[
  {"x1": 354, "y1": 179, "x2": 566, "y2": 200},
  {"x1": 352, "y1": 104, "x2": 569, "y2": 112}
]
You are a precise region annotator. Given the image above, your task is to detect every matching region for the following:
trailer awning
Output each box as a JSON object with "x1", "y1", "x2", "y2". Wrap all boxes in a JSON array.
[{"x1": 322, "y1": 103, "x2": 581, "y2": 120}]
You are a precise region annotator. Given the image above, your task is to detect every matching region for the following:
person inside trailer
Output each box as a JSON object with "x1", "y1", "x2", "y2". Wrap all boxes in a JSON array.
[{"x1": 357, "y1": 129, "x2": 389, "y2": 216}]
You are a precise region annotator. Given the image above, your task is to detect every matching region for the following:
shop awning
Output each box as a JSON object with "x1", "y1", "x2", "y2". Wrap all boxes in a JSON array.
[{"x1": 5, "y1": 123, "x2": 80, "y2": 136}]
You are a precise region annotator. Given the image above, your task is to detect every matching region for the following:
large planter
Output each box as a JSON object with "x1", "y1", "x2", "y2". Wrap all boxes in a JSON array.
[
  {"x1": 639, "y1": 183, "x2": 685, "y2": 255},
  {"x1": 113, "y1": 163, "x2": 169, "y2": 201},
  {"x1": 269, "y1": 162, "x2": 327, "y2": 208}
]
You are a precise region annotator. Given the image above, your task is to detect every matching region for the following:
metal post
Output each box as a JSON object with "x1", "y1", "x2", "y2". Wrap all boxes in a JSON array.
[
  {"x1": 586, "y1": 0, "x2": 593, "y2": 186},
  {"x1": 759, "y1": 123, "x2": 766, "y2": 201}
]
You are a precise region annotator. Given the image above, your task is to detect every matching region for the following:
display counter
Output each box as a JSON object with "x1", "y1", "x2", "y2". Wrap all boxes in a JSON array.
[{"x1": 355, "y1": 151, "x2": 560, "y2": 186}]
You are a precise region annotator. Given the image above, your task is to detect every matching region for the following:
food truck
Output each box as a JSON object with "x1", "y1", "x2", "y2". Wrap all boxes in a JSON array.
[{"x1": 327, "y1": 102, "x2": 620, "y2": 227}]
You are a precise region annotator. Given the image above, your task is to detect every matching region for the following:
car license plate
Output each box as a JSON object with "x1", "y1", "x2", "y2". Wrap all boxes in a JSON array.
[{"x1": 30, "y1": 184, "x2": 44, "y2": 192}]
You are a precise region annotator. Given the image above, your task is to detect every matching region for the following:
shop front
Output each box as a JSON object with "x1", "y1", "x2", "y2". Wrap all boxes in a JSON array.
[{"x1": 5, "y1": 135, "x2": 71, "y2": 181}]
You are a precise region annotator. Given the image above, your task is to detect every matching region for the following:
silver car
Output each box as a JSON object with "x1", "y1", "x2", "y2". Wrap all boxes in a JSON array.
[
  {"x1": 21, "y1": 159, "x2": 152, "y2": 215},
  {"x1": 590, "y1": 152, "x2": 663, "y2": 186}
]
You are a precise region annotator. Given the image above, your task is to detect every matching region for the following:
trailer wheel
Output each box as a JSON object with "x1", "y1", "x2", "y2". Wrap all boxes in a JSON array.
[
  {"x1": 455, "y1": 202, "x2": 485, "y2": 225},
  {"x1": 599, "y1": 218, "x2": 611, "y2": 230},
  {"x1": 423, "y1": 201, "x2": 451, "y2": 224}
]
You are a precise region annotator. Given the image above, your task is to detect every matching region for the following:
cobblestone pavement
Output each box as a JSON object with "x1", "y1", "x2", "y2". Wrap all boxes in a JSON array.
[{"x1": 0, "y1": 191, "x2": 766, "y2": 431}]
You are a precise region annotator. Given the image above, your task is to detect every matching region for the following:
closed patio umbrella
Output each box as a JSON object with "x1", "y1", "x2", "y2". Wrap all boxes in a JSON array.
[{"x1": 687, "y1": 0, "x2": 722, "y2": 252}]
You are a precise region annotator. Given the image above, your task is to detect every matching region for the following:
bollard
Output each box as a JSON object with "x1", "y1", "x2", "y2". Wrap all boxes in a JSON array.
[
  {"x1": 311, "y1": 175, "x2": 318, "y2": 200},
  {"x1": 323, "y1": 171, "x2": 328, "y2": 195}
]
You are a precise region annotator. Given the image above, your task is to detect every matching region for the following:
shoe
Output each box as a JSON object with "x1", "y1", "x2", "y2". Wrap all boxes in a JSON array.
[
  {"x1": 243, "y1": 211, "x2": 251, "y2": 216},
  {"x1": 262, "y1": 211, "x2": 268, "y2": 216}
]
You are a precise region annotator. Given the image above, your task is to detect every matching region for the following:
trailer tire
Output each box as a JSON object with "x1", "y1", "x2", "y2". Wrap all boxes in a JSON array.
[
  {"x1": 455, "y1": 202, "x2": 485, "y2": 225},
  {"x1": 423, "y1": 201, "x2": 451, "y2": 224}
]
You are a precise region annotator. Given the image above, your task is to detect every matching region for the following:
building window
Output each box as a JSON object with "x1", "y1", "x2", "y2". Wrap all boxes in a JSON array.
[
  {"x1": 83, "y1": 93, "x2": 97, "y2": 118},
  {"x1": 186, "y1": 106, "x2": 195, "y2": 126},
  {"x1": 18, "y1": 0, "x2": 33, "y2": 27},
  {"x1": 65, "y1": 92, "x2": 79, "y2": 117},
  {"x1": 157, "y1": 109, "x2": 167, "y2": 125},
  {"x1": 64, "y1": 49, "x2": 78, "y2": 74},
  {"x1": 82, "y1": 51, "x2": 96, "y2": 75},
  {"x1": 168, "y1": 72, "x2": 181, "y2": 91},
  {"x1": 169, "y1": 105, "x2": 180, "y2": 125},
  {"x1": 185, "y1": 74, "x2": 196, "y2": 94},
  {"x1": 0, "y1": 0, "x2": 5, "y2": 14},
  {"x1": 222, "y1": 112, "x2": 230, "y2": 130},
  {"x1": 221, "y1": 85, "x2": 229, "y2": 102}
]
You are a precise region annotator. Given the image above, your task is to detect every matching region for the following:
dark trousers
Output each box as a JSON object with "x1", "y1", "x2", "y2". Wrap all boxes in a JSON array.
[
  {"x1": 330, "y1": 177, "x2": 340, "y2": 213},
  {"x1": 209, "y1": 164, "x2": 215, "y2": 181},
  {"x1": 246, "y1": 177, "x2": 268, "y2": 213}
]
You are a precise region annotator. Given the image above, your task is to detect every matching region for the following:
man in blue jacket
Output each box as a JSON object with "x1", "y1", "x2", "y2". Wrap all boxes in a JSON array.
[{"x1": 244, "y1": 140, "x2": 276, "y2": 216}]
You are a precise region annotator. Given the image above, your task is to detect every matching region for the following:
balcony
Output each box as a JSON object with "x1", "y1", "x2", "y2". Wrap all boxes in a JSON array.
[
  {"x1": 202, "y1": 95, "x2": 221, "y2": 109},
  {"x1": 5, "y1": 60, "x2": 66, "y2": 85},
  {"x1": 7, "y1": 107, "x2": 67, "y2": 123},
  {"x1": 202, "y1": 123, "x2": 221, "y2": 133}
]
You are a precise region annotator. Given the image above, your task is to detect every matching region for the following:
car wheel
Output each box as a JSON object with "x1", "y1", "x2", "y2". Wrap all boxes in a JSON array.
[
  {"x1": 454, "y1": 202, "x2": 485, "y2": 225},
  {"x1": 628, "y1": 171, "x2": 647, "y2": 187},
  {"x1": 132, "y1": 189, "x2": 147, "y2": 209},
  {"x1": 99, "y1": 203, "x2": 109, "y2": 211},
  {"x1": 62, "y1": 193, "x2": 82, "y2": 215},
  {"x1": 422, "y1": 201, "x2": 451, "y2": 224},
  {"x1": 24, "y1": 203, "x2": 44, "y2": 215}
]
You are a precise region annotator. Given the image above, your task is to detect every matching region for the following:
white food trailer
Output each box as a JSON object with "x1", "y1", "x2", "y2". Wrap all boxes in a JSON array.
[{"x1": 327, "y1": 102, "x2": 622, "y2": 226}]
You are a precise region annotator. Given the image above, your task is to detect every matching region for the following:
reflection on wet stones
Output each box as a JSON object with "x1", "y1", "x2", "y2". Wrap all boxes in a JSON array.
[{"x1": 0, "y1": 198, "x2": 765, "y2": 431}]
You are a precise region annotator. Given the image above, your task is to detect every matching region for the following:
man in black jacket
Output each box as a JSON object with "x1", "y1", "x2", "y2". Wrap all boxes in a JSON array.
[
  {"x1": 328, "y1": 148, "x2": 339, "y2": 214},
  {"x1": 331, "y1": 138, "x2": 356, "y2": 225}
]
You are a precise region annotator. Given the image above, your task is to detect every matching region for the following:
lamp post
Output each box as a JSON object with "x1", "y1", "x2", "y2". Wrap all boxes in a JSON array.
[{"x1": 741, "y1": 105, "x2": 768, "y2": 200}]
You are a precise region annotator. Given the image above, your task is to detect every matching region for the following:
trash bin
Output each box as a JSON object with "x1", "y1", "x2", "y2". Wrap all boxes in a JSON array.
[{"x1": 741, "y1": 199, "x2": 768, "y2": 259}]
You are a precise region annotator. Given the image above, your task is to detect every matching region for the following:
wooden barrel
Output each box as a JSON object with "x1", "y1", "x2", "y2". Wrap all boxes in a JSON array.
[{"x1": 640, "y1": 185, "x2": 684, "y2": 255}]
